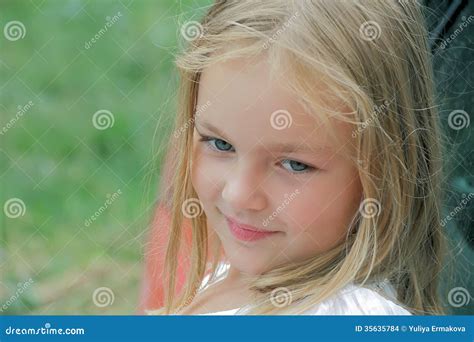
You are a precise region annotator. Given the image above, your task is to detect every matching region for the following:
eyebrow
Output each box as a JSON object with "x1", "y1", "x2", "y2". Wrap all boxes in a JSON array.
[{"x1": 195, "y1": 121, "x2": 333, "y2": 154}]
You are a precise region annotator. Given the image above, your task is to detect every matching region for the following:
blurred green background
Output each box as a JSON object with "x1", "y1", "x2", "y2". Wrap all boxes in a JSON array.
[
  {"x1": 1, "y1": 0, "x2": 472, "y2": 315},
  {"x1": 1, "y1": 0, "x2": 212, "y2": 314}
]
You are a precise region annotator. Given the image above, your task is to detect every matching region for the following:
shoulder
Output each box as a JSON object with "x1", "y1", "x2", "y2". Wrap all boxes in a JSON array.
[{"x1": 305, "y1": 283, "x2": 412, "y2": 315}]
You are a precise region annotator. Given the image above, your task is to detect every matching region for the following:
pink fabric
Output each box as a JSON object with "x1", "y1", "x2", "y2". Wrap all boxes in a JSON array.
[{"x1": 137, "y1": 203, "x2": 192, "y2": 313}]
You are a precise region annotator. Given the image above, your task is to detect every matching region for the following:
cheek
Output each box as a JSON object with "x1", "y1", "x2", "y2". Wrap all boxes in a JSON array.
[
  {"x1": 191, "y1": 148, "x2": 224, "y2": 203},
  {"x1": 284, "y1": 172, "x2": 362, "y2": 250}
]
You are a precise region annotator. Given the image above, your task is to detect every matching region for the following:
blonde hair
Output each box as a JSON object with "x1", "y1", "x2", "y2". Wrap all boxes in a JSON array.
[{"x1": 155, "y1": 0, "x2": 448, "y2": 315}]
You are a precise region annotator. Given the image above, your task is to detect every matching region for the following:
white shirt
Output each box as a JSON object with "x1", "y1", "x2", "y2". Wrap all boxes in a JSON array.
[{"x1": 197, "y1": 262, "x2": 412, "y2": 315}]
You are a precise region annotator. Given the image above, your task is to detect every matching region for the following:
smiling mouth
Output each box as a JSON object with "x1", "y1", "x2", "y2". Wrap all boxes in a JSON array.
[{"x1": 225, "y1": 216, "x2": 279, "y2": 241}]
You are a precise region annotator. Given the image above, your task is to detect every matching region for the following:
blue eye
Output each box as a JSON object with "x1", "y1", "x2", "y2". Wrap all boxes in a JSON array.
[
  {"x1": 281, "y1": 159, "x2": 314, "y2": 174},
  {"x1": 199, "y1": 136, "x2": 235, "y2": 152},
  {"x1": 198, "y1": 135, "x2": 315, "y2": 174}
]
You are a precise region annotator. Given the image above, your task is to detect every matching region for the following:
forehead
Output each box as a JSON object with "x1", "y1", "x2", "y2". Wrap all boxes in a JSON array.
[
  {"x1": 197, "y1": 56, "x2": 308, "y2": 123},
  {"x1": 195, "y1": 56, "x2": 353, "y2": 154}
]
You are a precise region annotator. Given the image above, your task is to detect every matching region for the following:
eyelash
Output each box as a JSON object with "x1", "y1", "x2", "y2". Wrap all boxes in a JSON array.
[{"x1": 198, "y1": 135, "x2": 316, "y2": 174}]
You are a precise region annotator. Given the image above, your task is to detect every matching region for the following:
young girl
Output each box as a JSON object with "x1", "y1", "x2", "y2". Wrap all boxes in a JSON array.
[{"x1": 147, "y1": 0, "x2": 447, "y2": 315}]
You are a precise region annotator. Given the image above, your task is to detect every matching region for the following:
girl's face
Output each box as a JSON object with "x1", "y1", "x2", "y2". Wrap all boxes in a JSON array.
[{"x1": 191, "y1": 56, "x2": 362, "y2": 276}]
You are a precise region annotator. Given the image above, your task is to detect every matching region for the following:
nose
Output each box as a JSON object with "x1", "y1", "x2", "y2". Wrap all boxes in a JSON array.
[{"x1": 221, "y1": 160, "x2": 267, "y2": 212}]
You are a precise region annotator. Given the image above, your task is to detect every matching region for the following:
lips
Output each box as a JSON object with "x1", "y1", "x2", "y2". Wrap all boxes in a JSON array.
[{"x1": 225, "y1": 216, "x2": 279, "y2": 241}]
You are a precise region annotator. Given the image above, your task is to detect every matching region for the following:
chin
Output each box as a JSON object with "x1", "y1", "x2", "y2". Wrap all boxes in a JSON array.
[
  {"x1": 230, "y1": 258, "x2": 266, "y2": 276},
  {"x1": 222, "y1": 242, "x2": 274, "y2": 276}
]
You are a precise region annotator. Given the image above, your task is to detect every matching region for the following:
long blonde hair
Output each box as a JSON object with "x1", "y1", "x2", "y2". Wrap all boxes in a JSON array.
[{"x1": 156, "y1": 0, "x2": 447, "y2": 315}]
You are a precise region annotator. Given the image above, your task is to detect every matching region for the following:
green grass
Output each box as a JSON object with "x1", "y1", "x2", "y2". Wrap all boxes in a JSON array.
[{"x1": 0, "y1": 0, "x2": 213, "y2": 314}]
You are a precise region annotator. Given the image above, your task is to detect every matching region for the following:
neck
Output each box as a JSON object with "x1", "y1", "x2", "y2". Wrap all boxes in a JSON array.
[{"x1": 223, "y1": 263, "x2": 254, "y2": 289}]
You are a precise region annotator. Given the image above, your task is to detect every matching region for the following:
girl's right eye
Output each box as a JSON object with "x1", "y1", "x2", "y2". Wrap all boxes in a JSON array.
[{"x1": 199, "y1": 136, "x2": 235, "y2": 152}]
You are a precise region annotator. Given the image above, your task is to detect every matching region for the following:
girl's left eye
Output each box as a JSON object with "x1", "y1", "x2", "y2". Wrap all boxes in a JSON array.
[{"x1": 280, "y1": 159, "x2": 314, "y2": 174}]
